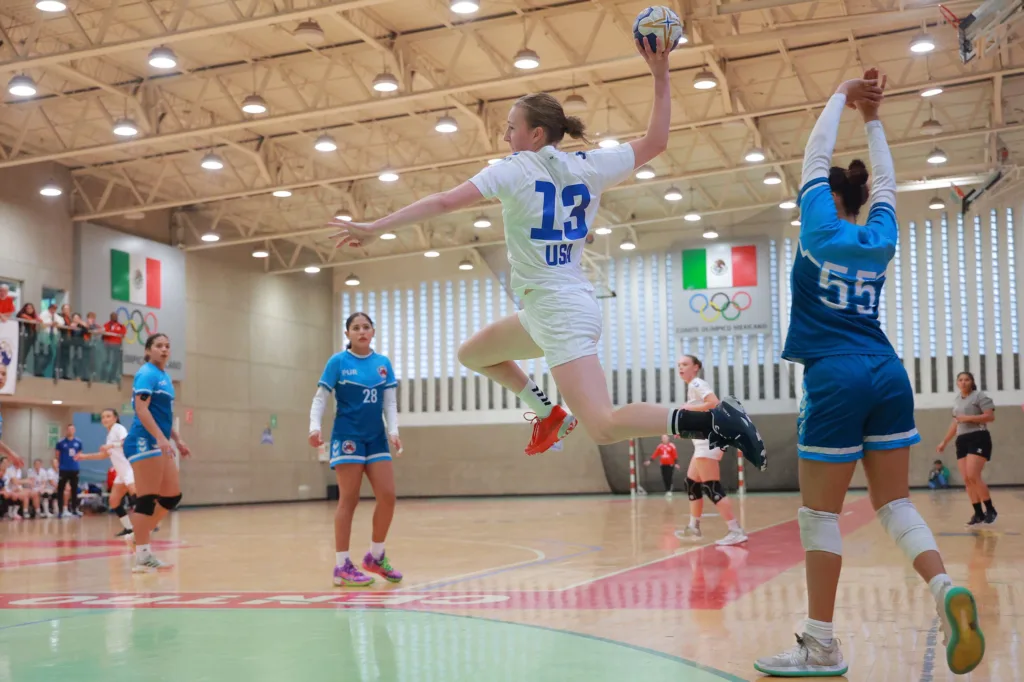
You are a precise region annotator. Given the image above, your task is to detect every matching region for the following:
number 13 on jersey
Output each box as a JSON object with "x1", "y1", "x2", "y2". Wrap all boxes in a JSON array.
[{"x1": 531, "y1": 180, "x2": 591, "y2": 266}]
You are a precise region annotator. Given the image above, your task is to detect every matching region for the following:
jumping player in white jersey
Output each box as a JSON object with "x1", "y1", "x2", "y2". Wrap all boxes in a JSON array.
[
  {"x1": 754, "y1": 69, "x2": 984, "y2": 677},
  {"x1": 330, "y1": 38, "x2": 766, "y2": 466},
  {"x1": 673, "y1": 355, "x2": 747, "y2": 547},
  {"x1": 75, "y1": 408, "x2": 135, "y2": 538}
]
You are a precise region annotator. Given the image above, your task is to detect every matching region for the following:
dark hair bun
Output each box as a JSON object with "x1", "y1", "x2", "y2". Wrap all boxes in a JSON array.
[{"x1": 847, "y1": 159, "x2": 868, "y2": 186}]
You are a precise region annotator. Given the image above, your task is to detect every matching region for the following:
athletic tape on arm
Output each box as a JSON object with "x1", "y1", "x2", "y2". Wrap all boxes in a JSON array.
[
  {"x1": 383, "y1": 387, "x2": 399, "y2": 436},
  {"x1": 309, "y1": 386, "x2": 328, "y2": 434}
]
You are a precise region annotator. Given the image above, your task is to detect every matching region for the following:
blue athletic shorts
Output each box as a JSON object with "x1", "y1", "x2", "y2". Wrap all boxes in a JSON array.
[
  {"x1": 330, "y1": 433, "x2": 391, "y2": 469},
  {"x1": 797, "y1": 354, "x2": 921, "y2": 462},
  {"x1": 124, "y1": 433, "x2": 162, "y2": 464}
]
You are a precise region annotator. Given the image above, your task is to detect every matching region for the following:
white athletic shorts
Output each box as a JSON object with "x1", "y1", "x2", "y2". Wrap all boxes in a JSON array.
[
  {"x1": 517, "y1": 287, "x2": 602, "y2": 368},
  {"x1": 692, "y1": 439, "x2": 724, "y2": 461},
  {"x1": 112, "y1": 457, "x2": 135, "y2": 486}
]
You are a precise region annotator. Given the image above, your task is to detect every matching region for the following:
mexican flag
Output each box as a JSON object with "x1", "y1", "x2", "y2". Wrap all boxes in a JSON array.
[
  {"x1": 111, "y1": 249, "x2": 161, "y2": 308},
  {"x1": 682, "y1": 244, "x2": 757, "y2": 290}
]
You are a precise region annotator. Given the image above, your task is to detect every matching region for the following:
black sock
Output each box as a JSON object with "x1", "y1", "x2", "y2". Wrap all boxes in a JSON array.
[
  {"x1": 983, "y1": 499, "x2": 995, "y2": 514},
  {"x1": 671, "y1": 409, "x2": 713, "y2": 438},
  {"x1": 972, "y1": 502, "x2": 983, "y2": 517}
]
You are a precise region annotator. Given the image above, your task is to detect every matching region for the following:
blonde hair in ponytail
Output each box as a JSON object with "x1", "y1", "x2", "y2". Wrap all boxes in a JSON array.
[{"x1": 514, "y1": 93, "x2": 590, "y2": 145}]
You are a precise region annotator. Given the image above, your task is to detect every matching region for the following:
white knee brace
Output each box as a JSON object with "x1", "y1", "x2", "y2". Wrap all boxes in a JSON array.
[
  {"x1": 877, "y1": 498, "x2": 938, "y2": 563},
  {"x1": 798, "y1": 506, "x2": 842, "y2": 556}
]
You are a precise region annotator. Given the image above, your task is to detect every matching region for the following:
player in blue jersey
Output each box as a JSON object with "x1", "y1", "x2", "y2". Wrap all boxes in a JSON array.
[
  {"x1": 309, "y1": 312, "x2": 403, "y2": 587},
  {"x1": 124, "y1": 333, "x2": 192, "y2": 573},
  {"x1": 327, "y1": 38, "x2": 765, "y2": 469},
  {"x1": 755, "y1": 70, "x2": 983, "y2": 678},
  {"x1": 0, "y1": 365, "x2": 25, "y2": 469}
]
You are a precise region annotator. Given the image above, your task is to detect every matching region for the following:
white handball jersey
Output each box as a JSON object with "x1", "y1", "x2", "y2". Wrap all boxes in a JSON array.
[
  {"x1": 106, "y1": 423, "x2": 129, "y2": 469},
  {"x1": 469, "y1": 144, "x2": 636, "y2": 295},
  {"x1": 686, "y1": 377, "x2": 715, "y2": 407}
]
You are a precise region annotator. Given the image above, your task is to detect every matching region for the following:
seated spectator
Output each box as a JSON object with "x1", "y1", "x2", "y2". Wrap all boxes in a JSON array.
[
  {"x1": 27, "y1": 458, "x2": 55, "y2": 517},
  {"x1": 1, "y1": 457, "x2": 30, "y2": 520},
  {"x1": 929, "y1": 459, "x2": 950, "y2": 489},
  {"x1": 16, "y1": 303, "x2": 39, "y2": 374},
  {"x1": 0, "y1": 284, "x2": 15, "y2": 322},
  {"x1": 102, "y1": 312, "x2": 126, "y2": 383}
]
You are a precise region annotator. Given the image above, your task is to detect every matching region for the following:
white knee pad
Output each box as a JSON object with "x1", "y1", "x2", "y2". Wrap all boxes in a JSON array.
[
  {"x1": 877, "y1": 498, "x2": 938, "y2": 563},
  {"x1": 798, "y1": 506, "x2": 842, "y2": 556}
]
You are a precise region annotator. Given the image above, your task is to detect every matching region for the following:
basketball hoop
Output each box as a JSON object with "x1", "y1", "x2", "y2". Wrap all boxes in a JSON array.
[{"x1": 938, "y1": 3, "x2": 961, "y2": 28}]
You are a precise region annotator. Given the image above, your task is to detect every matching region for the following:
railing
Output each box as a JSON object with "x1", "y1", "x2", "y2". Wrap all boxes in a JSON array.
[{"x1": 15, "y1": 318, "x2": 125, "y2": 387}]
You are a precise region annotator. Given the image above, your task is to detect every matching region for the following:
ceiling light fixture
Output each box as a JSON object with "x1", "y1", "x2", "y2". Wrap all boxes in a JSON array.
[
  {"x1": 693, "y1": 70, "x2": 718, "y2": 90},
  {"x1": 513, "y1": 48, "x2": 540, "y2": 70},
  {"x1": 435, "y1": 115, "x2": 458, "y2": 133},
  {"x1": 763, "y1": 171, "x2": 783, "y2": 185},
  {"x1": 314, "y1": 134, "x2": 337, "y2": 152},
  {"x1": 744, "y1": 147, "x2": 766, "y2": 163},
  {"x1": 664, "y1": 186, "x2": 683, "y2": 201},
  {"x1": 148, "y1": 46, "x2": 177, "y2": 69},
  {"x1": 779, "y1": 199, "x2": 797, "y2": 209},
  {"x1": 635, "y1": 165, "x2": 656, "y2": 180},
  {"x1": 334, "y1": 209, "x2": 353, "y2": 222},
  {"x1": 921, "y1": 86, "x2": 943, "y2": 98},
  {"x1": 684, "y1": 210, "x2": 701, "y2": 222},
  {"x1": 424, "y1": 250, "x2": 440, "y2": 258},
  {"x1": 201, "y1": 152, "x2": 224, "y2": 170},
  {"x1": 563, "y1": 93, "x2": 587, "y2": 113},
  {"x1": 272, "y1": 189, "x2": 292, "y2": 198},
  {"x1": 450, "y1": 0, "x2": 480, "y2": 14},
  {"x1": 921, "y1": 117, "x2": 943, "y2": 135},
  {"x1": 252, "y1": 247, "x2": 269, "y2": 258},
  {"x1": 790, "y1": 219, "x2": 801, "y2": 227},
  {"x1": 304, "y1": 266, "x2": 321, "y2": 274},
  {"x1": 619, "y1": 236, "x2": 636, "y2": 251},
  {"x1": 928, "y1": 196, "x2": 946, "y2": 210},
  {"x1": 598, "y1": 137, "x2": 620, "y2": 148},
  {"x1": 379, "y1": 168, "x2": 399, "y2": 182},
  {"x1": 372, "y1": 71, "x2": 399, "y2": 92},
  {"x1": 473, "y1": 216, "x2": 491, "y2": 228},
  {"x1": 380, "y1": 232, "x2": 397, "y2": 240},
  {"x1": 458, "y1": 258, "x2": 474, "y2": 271},
  {"x1": 927, "y1": 147, "x2": 948, "y2": 164},
  {"x1": 35, "y1": 0, "x2": 66, "y2": 11},
  {"x1": 487, "y1": 158, "x2": 502, "y2": 165},
  {"x1": 112, "y1": 117, "x2": 139, "y2": 137},
  {"x1": 910, "y1": 32, "x2": 936, "y2": 53},
  {"x1": 201, "y1": 231, "x2": 220, "y2": 242},
  {"x1": 8, "y1": 74, "x2": 37, "y2": 97},
  {"x1": 241, "y1": 94, "x2": 268, "y2": 114},
  {"x1": 51, "y1": 399, "x2": 63, "y2": 405},
  {"x1": 595, "y1": 227, "x2": 612, "y2": 235},
  {"x1": 703, "y1": 229, "x2": 719, "y2": 239},
  {"x1": 293, "y1": 18, "x2": 325, "y2": 44},
  {"x1": 39, "y1": 180, "x2": 62, "y2": 197},
  {"x1": 344, "y1": 273, "x2": 361, "y2": 286}
]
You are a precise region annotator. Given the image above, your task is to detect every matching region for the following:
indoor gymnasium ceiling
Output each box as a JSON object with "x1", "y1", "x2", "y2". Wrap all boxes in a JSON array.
[{"x1": 0, "y1": 0, "x2": 1021, "y2": 274}]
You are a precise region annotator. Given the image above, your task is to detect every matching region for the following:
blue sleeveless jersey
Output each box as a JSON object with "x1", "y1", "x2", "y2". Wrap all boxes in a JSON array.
[
  {"x1": 318, "y1": 350, "x2": 396, "y2": 440},
  {"x1": 783, "y1": 178, "x2": 899, "y2": 363},
  {"x1": 126, "y1": 362, "x2": 175, "y2": 443}
]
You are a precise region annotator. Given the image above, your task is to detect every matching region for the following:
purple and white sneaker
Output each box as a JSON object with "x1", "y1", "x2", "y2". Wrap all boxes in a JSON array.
[
  {"x1": 333, "y1": 559, "x2": 375, "y2": 587},
  {"x1": 362, "y1": 552, "x2": 403, "y2": 583}
]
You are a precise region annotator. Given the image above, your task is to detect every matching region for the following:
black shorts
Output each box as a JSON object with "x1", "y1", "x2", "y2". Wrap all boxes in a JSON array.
[{"x1": 955, "y1": 430, "x2": 992, "y2": 461}]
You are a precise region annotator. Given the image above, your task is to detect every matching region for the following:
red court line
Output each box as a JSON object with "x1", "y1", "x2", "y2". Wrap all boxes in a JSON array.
[
  {"x1": 0, "y1": 540, "x2": 183, "y2": 549},
  {"x1": 0, "y1": 498, "x2": 878, "y2": 610}
]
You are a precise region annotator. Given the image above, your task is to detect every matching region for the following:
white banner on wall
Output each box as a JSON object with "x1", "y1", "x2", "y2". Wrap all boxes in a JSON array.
[
  {"x1": 0, "y1": 320, "x2": 19, "y2": 395},
  {"x1": 673, "y1": 239, "x2": 772, "y2": 338}
]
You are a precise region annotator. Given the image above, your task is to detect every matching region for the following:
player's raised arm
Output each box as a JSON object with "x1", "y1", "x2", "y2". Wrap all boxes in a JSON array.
[
  {"x1": 629, "y1": 37, "x2": 671, "y2": 169},
  {"x1": 855, "y1": 68, "x2": 896, "y2": 217},
  {"x1": 802, "y1": 78, "x2": 883, "y2": 189}
]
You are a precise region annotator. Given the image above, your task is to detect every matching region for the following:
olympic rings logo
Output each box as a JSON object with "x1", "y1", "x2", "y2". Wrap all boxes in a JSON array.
[
  {"x1": 688, "y1": 291, "x2": 752, "y2": 322},
  {"x1": 116, "y1": 306, "x2": 159, "y2": 345}
]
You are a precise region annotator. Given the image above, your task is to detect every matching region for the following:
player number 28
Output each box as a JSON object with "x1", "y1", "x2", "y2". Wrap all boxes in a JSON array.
[
  {"x1": 530, "y1": 180, "x2": 591, "y2": 241},
  {"x1": 818, "y1": 261, "x2": 878, "y2": 314},
  {"x1": 362, "y1": 388, "x2": 378, "y2": 404}
]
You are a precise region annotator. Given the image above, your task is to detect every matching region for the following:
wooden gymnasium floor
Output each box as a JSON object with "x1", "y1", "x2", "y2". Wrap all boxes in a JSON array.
[{"x1": 0, "y1": 489, "x2": 1021, "y2": 681}]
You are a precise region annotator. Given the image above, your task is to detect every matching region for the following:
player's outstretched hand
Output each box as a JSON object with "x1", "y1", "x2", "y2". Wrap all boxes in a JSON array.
[
  {"x1": 854, "y1": 67, "x2": 887, "y2": 120},
  {"x1": 636, "y1": 36, "x2": 670, "y2": 78},
  {"x1": 309, "y1": 430, "x2": 324, "y2": 448},
  {"x1": 836, "y1": 77, "x2": 883, "y2": 109},
  {"x1": 329, "y1": 220, "x2": 380, "y2": 249},
  {"x1": 389, "y1": 434, "x2": 402, "y2": 456}
]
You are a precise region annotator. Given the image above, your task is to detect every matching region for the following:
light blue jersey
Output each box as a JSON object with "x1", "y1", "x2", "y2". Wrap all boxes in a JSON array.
[
  {"x1": 782, "y1": 178, "x2": 898, "y2": 364},
  {"x1": 319, "y1": 350, "x2": 396, "y2": 442},
  {"x1": 125, "y1": 362, "x2": 175, "y2": 463}
]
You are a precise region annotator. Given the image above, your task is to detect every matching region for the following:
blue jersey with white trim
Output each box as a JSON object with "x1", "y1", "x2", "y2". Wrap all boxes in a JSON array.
[
  {"x1": 126, "y1": 362, "x2": 175, "y2": 442},
  {"x1": 319, "y1": 350, "x2": 397, "y2": 440},
  {"x1": 782, "y1": 178, "x2": 898, "y2": 363}
]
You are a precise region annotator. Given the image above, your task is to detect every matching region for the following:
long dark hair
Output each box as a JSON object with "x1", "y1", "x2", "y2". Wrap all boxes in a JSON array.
[
  {"x1": 16, "y1": 304, "x2": 36, "y2": 319},
  {"x1": 957, "y1": 371, "x2": 977, "y2": 393},
  {"x1": 144, "y1": 333, "x2": 169, "y2": 362},
  {"x1": 345, "y1": 312, "x2": 374, "y2": 350},
  {"x1": 102, "y1": 408, "x2": 120, "y2": 421},
  {"x1": 515, "y1": 93, "x2": 589, "y2": 146},
  {"x1": 829, "y1": 159, "x2": 869, "y2": 217}
]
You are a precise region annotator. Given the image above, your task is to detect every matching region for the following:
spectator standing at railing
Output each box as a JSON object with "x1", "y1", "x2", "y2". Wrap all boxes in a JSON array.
[
  {"x1": 16, "y1": 304, "x2": 39, "y2": 375},
  {"x1": 83, "y1": 312, "x2": 102, "y2": 381},
  {"x1": 0, "y1": 285, "x2": 15, "y2": 322},
  {"x1": 103, "y1": 312, "x2": 126, "y2": 383},
  {"x1": 67, "y1": 312, "x2": 88, "y2": 380},
  {"x1": 37, "y1": 303, "x2": 59, "y2": 378},
  {"x1": 56, "y1": 304, "x2": 74, "y2": 379}
]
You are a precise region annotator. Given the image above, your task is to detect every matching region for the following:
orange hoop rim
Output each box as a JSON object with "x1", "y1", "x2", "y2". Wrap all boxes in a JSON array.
[{"x1": 938, "y1": 3, "x2": 961, "y2": 28}]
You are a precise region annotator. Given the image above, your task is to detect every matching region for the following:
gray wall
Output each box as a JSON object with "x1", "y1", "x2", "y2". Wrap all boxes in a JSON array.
[{"x1": 73, "y1": 221, "x2": 187, "y2": 380}]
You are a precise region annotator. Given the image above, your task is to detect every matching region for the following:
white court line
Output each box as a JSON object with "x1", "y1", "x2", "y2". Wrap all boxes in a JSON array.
[{"x1": 394, "y1": 539, "x2": 546, "y2": 592}]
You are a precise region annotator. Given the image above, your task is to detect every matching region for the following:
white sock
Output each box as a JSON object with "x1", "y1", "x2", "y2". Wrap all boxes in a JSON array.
[
  {"x1": 336, "y1": 551, "x2": 350, "y2": 566},
  {"x1": 929, "y1": 573, "x2": 953, "y2": 602},
  {"x1": 518, "y1": 379, "x2": 553, "y2": 418},
  {"x1": 370, "y1": 542, "x2": 385, "y2": 560},
  {"x1": 135, "y1": 544, "x2": 151, "y2": 560},
  {"x1": 689, "y1": 516, "x2": 700, "y2": 529},
  {"x1": 804, "y1": 618, "x2": 834, "y2": 646},
  {"x1": 727, "y1": 519, "x2": 741, "y2": 532},
  {"x1": 119, "y1": 515, "x2": 133, "y2": 530}
]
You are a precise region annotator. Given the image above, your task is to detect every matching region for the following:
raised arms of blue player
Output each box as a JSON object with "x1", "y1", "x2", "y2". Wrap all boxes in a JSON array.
[{"x1": 855, "y1": 68, "x2": 897, "y2": 233}]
